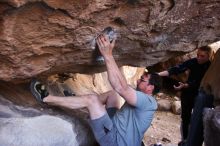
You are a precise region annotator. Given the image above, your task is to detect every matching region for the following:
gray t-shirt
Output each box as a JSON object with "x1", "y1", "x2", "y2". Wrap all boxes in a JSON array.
[{"x1": 112, "y1": 91, "x2": 157, "y2": 146}]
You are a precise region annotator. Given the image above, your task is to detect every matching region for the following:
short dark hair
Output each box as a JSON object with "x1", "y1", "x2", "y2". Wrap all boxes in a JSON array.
[
  {"x1": 199, "y1": 45, "x2": 212, "y2": 52},
  {"x1": 148, "y1": 73, "x2": 162, "y2": 95},
  {"x1": 198, "y1": 46, "x2": 214, "y2": 61}
]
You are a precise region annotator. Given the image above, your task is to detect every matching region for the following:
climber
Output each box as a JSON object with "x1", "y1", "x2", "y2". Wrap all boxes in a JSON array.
[{"x1": 30, "y1": 32, "x2": 162, "y2": 146}]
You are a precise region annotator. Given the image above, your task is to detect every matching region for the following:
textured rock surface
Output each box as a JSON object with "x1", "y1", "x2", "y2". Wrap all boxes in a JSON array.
[
  {"x1": 0, "y1": 115, "x2": 79, "y2": 146},
  {"x1": 171, "y1": 100, "x2": 181, "y2": 115},
  {"x1": 157, "y1": 99, "x2": 172, "y2": 111},
  {"x1": 203, "y1": 107, "x2": 220, "y2": 146},
  {"x1": 201, "y1": 49, "x2": 220, "y2": 105},
  {"x1": 0, "y1": 92, "x2": 97, "y2": 146},
  {"x1": 0, "y1": 0, "x2": 219, "y2": 82}
]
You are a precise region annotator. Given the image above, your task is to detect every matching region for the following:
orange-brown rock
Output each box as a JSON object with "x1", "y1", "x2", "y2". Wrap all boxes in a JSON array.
[
  {"x1": 0, "y1": 0, "x2": 219, "y2": 82},
  {"x1": 201, "y1": 49, "x2": 220, "y2": 105}
]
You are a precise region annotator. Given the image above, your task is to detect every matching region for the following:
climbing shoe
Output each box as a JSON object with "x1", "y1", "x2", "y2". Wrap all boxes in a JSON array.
[{"x1": 30, "y1": 79, "x2": 49, "y2": 103}]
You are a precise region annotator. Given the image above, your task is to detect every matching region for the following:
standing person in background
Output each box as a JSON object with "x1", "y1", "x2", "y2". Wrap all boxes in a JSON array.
[
  {"x1": 186, "y1": 48, "x2": 216, "y2": 146},
  {"x1": 157, "y1": 46, "x2": 213, "y2": 146}
]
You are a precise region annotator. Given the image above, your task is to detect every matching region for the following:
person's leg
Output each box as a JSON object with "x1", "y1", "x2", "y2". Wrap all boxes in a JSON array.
[
  {"x1": 186, "y1": 92, "x2": 204, "y2": 146},
  {"x1": 98, "y1": 90, "x2": 120, "y2": 118},
  {"x1": 31, "y1": 79, "x2": 119, "y2": 119},
  {"x1": 44, "y1": 94, "x2": 106, "y2": 120},
  {"x1": 180, "y1": 96, "x2": 192, "y2": 141},
  {"x1": 98, "y1": 90, "x2": 120, "y2": 109},
  {"x1": 179, "y1": 90, "x2": 195, "y2": 146},
  {"x1": 187, "y1": 89, "x2": 214, "y2": 146},
  {"x1": 30, "y1": 80, "x2": 118, "y2": 146},
  {"x1": 45, "y1": 93, "x2": 120, "y2": 146}
]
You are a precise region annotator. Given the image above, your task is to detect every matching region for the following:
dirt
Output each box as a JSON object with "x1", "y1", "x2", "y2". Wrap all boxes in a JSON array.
[{"x1": 143, "y1": 111, "x2": 181, "y2": 146}]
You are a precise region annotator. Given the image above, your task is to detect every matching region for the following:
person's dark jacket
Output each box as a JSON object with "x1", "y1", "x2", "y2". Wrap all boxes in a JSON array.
[{"x1": 168, "y1": 58, "x2": 211, "y2": 94}]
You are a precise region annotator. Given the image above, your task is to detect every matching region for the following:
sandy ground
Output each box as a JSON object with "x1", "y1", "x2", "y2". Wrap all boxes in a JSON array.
[{"x1": 143, "y1": 111, "x2": 181, "y2": 146}]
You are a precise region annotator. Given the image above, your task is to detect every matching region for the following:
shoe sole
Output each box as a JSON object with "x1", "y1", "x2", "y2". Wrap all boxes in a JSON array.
[{"x1": 30, "y1": 79, "x2": 44, "y2": 103}]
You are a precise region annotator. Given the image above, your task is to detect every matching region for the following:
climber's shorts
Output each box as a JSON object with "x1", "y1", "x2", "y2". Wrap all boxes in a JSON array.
[
  {"x1": 106, "y1": 107, "x2": 118, "y2": 119},
  {"x1": 89, "y1": 112, "x2": 118, "y2": 146}
]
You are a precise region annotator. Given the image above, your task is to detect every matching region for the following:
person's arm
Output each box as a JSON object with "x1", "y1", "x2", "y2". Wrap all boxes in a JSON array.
[
  {"x1": 167, "y1": 59, "x2": 195, "y2": 76},
  {"x1": 96, "y1": 35, "x2": 137, "y2": 106},
  {"x1": 157, "y1": 71, "x2": 169, "y2": 76},
  {"x1": 158, "y1": 60, "x2": 194, "y2": 90}
]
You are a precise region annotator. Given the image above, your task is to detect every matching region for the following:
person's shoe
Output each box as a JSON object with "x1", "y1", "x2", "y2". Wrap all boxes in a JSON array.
[
  {"x1": 63, "y1": 90, "x2": 75, "y2": 96},
  {"x1": 30, "y1": 79, "x2": 49, "y2": 103}
]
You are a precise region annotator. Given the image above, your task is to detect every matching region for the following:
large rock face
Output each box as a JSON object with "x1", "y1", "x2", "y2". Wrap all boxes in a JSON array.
[
  {"x1": 0, "y1": 0, "x2": 219, "y2": 82},
  {"x1": 201, "y1": 49, "x2": 220, "y2": 105},
  {"x1": 200, "y1": 49, "x2": 220, "y2": 146}
]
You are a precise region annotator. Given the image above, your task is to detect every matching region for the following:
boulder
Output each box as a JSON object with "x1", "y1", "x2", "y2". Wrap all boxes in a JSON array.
[
  {"x1": 171, "y1": 101, "x2": 181, "y2": 115},
  {"x1": 157, "y1": 99, "x2": 171, "y2": 111},
  {"x1": 201, "y1": 49, "x2": 220, "y2": 106},
  {"x1": 0, "y1": 0, "x2": 219, "y2": 82}
]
